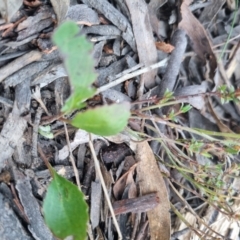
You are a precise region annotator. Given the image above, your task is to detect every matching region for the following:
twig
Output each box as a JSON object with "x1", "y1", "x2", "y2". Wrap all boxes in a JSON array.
[
  {"x1": 96, "y1": 57, "x2": 168, "y2": 94},
  {"x1": 88, "y1": 134, "x2": 122, "y2": 240},
  {"x1": 63, "y1": 123, "x2": 82, "y2": 191},
  {"x1": 31, "y1": 107, "x2": 43, "y2": 168},
  {"x1": 32, "y1": 85, "x2": 50, "y2": 116}
]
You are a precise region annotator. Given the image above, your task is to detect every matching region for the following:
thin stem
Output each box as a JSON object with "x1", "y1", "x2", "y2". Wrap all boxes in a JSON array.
[
  {"x1": 89, "y1": 134, "x2": 122, "y2": 240},
  {"x1": 63, "y1": 123, "x2": 82, "y2": 190}
]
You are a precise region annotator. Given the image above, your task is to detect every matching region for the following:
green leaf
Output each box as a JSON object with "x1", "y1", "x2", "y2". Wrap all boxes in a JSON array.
[
  {"x1": 38, "y1": 125, "x2": 54, "y2": 139},
  {"x1": 61, "y1": 87, "x2": 96, "y2": 113},
  {"x1": 53, "y1": 21, "x2": 97, "y2": 112},
  {"x1": 43, "y1": 167, "x2": 88, "y2": 240},
  {"x1": 71, "y1": 103, "x2": 131, "y2": 136},
  {"x1": 180, "y1": 104, "x2": 192, "y2": 113}
]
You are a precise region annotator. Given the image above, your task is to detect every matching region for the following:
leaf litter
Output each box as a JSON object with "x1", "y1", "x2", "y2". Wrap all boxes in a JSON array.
[{"x1": 1, "y1": 0, "x2": 240, "y2": 239}]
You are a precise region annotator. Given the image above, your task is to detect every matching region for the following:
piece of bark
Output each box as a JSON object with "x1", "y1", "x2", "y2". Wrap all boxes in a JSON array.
[
  {"x1": 66, "y1": 4, "x2": 99, "y2": 25},
  {"x1": 113, "y1": 193, "x2": 159, "y2": 216},
  {"x1": 125, "y1": 0, "x2": 158, "y2": 89},
  {"x1": 0, "y1": 192, "x2": 33, "y2": 240},
  {"x1": 16, "y1": 5, "x2": 54, "y2": 41},
  {"x1": 4, "y1": 34, "x2": 39, "y2": 48},
  {"x1": 101, "y1": 143, "x2": 131, "y2": 165},
  {"x1": 16, "y1": 176, "x2": 55, "y2": 240},
  {"x1": 0, "y1": 50, "x2": 42, "y2": 83},
  {"x1": 0, "y1": 79, "x2": 31, "y2": 170},
  {"x1": 4, "y1": 61, "x2": 50, "y2": 88},
  {"x1": 31, "y1": 64, "x2": 67, "y2": 87},
  {"x1": 82, "y1": 0, "x2": 136, "y2": 51},
  {"x1": 115, "y1": 0, "x2": 131, "y2": 20},
  {"x1": 0, "y1": 50, "x2": 30, "y2": 62},
  {"x1": 157, "y1": 29, "x2": 187, "y2": 98},
  {"x1": 81, "y1": 25, "x2": 121, "y2": 36},
  {"x1": 92, "y1": 41, "x2": 105, "y2": 67},
  {"x1": 90, "y1": 180, "x2": 102, "y2": 229},
  {"x1": 97, "y1": 57, "x2": 126, "y2": 86}
]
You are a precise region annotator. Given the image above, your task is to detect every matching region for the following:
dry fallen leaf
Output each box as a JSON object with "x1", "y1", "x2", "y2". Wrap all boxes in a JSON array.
[
  {"x1": 155, "y1": 41, "x2": 175, "y2": 53},
  {"x1": 125, "y1": 0, "x2": 158, "y2": 89},
  {"x1": 179, "y1": 0, "x2": 217, "y2": 79},
  {"x1": 50, "y1": 0, "x2": 70, "y2": 24},
  {"x1": 135, "y1": 141, "x2": 171, "y2": 240},
  {"x1": 113, "y1": 163, "x2": 137, "y2": 200},
  {"x1": 0, "y1": 0, "x2": 23, "y2": 22}
]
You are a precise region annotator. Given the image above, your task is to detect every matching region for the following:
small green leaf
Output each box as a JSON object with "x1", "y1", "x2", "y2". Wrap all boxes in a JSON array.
[
  {"x1": 161, "y1": 89, "x2": 174, "y2": 103},
  {"x1": 38, "y1": 125, "x2": 54, "y2": 139},
  {"x1": 61, "y1": 87, "x2": 96, "y2": 113},
  {"x1": 43, "y1": 168, "x2": 88, "y2": 240},
  {"x1": 180, "y1": 104, "x2": 192, "y2": 113},
  {"x1": 53, "y1": 21, "x2": 97, "y2": 112},
  {"x1": 71, "y1": 103, "x2": 131, "y2": 136}
]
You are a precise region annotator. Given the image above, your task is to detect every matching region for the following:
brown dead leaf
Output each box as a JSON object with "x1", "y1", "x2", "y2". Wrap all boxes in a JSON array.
[
  {"x1": 0, "y1": 0, "x2": 23, "y2": 22},
  {"x1": 125, "y1": 0, "x2": 158, "y2": 89},
  {"x1": 179, "y1": 0, "x2": 217, "y2": 79},
  {"x1": 155, "y1": 41, "x2": 175, "y2": 53},
  {"x1": 135, "y1": 141, "x2": 171, "y2": 240},
  {"x1": 207, "y1": 97, "x2": 234, "y2": 134},
  {"x1": 50, "y1": 0, "x2": 69, "y2": 24},
  {"x1": 113, "y1": 163, "x2": 137, "y2": 200}
]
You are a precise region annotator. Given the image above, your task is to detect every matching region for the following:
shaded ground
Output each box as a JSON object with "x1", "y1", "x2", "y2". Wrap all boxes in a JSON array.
[{"x1": 1, "y1": 0, "x2": 240, "y2": 239}]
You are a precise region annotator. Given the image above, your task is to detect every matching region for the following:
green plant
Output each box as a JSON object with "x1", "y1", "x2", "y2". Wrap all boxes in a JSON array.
[
  {"x1": 42, "y1": 16, "x2": 240, "y2": 240},
  {"x1": 131, "y1": 85, "x2": 240, "y2": 237},
  {"x1": 42, "y1": 21, "x2": 131, "y2": 240}
]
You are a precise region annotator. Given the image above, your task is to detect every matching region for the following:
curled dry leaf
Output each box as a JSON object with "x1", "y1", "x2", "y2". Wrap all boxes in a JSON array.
[
  {"x1": 135, "y1": 141, "x2": 171, "y2": 240},
  {"x1": 113, "y1": 163, "x2": 137, "y2": 200},
  {"x1": 50, "y1": 0, "x2": 70, "y2": 24},
  {"x1": 155, "y1": 41, "x2": 175, "y2": 53},
  {"x1": 179, "y1": 0, "x2": 217, "y2": 79}
]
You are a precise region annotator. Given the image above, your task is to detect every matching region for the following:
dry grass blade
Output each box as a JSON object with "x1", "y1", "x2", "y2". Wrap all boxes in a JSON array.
[
  {"x1": 89, "y1": 134, "x2": 122, "y2": 240},
  {"x1": 135, "y1": 141, "x2": 171, "y2": 240}
]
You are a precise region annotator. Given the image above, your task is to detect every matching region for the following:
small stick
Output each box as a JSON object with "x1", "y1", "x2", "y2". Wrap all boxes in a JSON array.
[
  {"x1": 63, "y1": 122, "x2": 82, "y2": 191},
  {"x1": 96, "y1": 58, "x2": 168, "y2": 94},
  {"x1": 89, "y1": 134, "x2": 122, "y2": 240}
]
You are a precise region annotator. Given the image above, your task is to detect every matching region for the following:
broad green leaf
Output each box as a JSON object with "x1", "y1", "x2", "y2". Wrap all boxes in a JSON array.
[
  {"x1": 71, "y1": 103, "x2": 131, "y2": 136},
  {"x1": 43, "y1": 167, "x2": 88, "y2": 240},
  {"x1": 53, "y1": 21, "x2": 97, "y2": 112}
]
